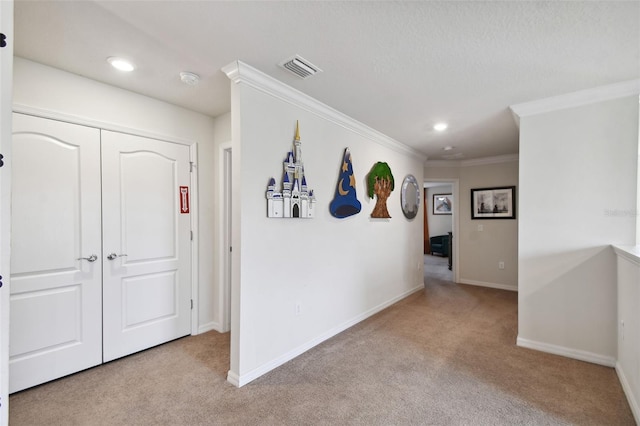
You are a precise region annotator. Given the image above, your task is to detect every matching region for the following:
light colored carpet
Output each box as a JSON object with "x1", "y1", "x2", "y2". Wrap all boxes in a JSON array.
[
  {"x1": 424, "y1": 253, "x2": 453, "y2": 282},
  {"x1": 9, "y1": 261, "x2": 634, "y2": 425}
]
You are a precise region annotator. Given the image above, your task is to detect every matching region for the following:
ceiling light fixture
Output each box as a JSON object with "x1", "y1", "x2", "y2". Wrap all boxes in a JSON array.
[
  {"x1": 107, "y1": 57, "x2": 135, "y2": 72},
  {"x1": 443, "y1": 146, "x2": 454, "y2": 151},
  {"x1": 180, "y1": 71, "x2": 200, "y2": 86},
  {"x1": 434, "y1": 122, "x2": 448, "y2": 132}
]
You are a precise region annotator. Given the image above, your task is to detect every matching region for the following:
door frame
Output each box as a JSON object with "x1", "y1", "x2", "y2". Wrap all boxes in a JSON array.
[
  {"x1": 217, "y1": 142, "x2": 232, "y2": 332},
  {"x1": 12, "y1": 105, "x2": 200, "y2": 336},
  {"x1": 0, "y1": 0, "x2": 14, "y2": 421}
]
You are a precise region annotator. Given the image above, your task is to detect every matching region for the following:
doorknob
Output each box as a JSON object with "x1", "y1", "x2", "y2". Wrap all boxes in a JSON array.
[
  {"x1": 107, "y1": 253, "x2": 128, "y2": 260},
  {"x1": 77, "y1": 254, "x2": 98, "y2": 262}
]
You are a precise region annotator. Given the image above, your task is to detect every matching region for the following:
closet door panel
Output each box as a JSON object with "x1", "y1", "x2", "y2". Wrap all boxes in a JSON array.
[
  {"x1": 9, "y1": 113, "x2": 102, "y2": 393},
  {"x1": 101, "y1": 130, "x2": 191, "y2": 362}
]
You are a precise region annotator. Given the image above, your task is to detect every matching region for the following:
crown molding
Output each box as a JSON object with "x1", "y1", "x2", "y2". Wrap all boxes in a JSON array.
[
  {"x1": 510, "y1": 79, "x2": 640, "y2": 125},
  {"x1": 425, "y1": 154, "x2": 519, "y2": 168},
  {"x1": 222, "y1": 60, "x2": 427, "y2": 161},
  {"x1": 424, "y1": 160, "x2": 461, "y2": 168},
  {"x1": 460, "y1": 154, "x2": 519, "y2": 167}
]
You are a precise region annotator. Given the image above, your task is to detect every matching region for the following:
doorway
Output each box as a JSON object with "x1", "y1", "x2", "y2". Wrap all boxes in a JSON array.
[{"x1": 424, "y1": 179, "x2": 459, "y2": 284}]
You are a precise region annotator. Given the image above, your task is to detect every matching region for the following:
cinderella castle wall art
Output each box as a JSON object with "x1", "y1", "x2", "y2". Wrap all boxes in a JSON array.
[{"x1": 266, "y1": 121, "x2": 317, "y2": 218}]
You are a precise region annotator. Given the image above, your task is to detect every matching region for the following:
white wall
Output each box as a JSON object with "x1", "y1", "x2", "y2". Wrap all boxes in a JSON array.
[
  {"x1": 12, "y1": 58, "x2": 222, "y2": 332},
  {"x1": 424, "y1": 158, "x2": 519, "y2": 290},
  {"x1": 225, "y1": 62, "x2": 425, "y2": 386},
  {"x1": 426, "y1": 185, "x2": 452, "y2": 238},
  {"x1": 516, "y1": 93, "x2": 638, "y2": 365}
]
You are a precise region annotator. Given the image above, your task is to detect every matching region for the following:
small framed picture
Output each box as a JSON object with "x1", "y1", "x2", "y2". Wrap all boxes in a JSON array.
[
  {"x1": 433, "y1": 193, "x2": 452, "y2": 215},
  {"x1": 471, "y1": 186, "x2": 516, "y2": 219}
]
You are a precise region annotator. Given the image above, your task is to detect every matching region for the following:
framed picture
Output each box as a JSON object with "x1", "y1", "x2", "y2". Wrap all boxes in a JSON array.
[
  {"x1": 433, "y1": 193, "x2": 452, "y2": 215},
  {"x1": 471, "y1": 186, "x2": 516, "y2": 219}
]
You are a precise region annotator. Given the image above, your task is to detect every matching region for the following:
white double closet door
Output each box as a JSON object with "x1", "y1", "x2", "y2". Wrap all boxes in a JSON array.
[{"x1": 10, "y1": 113, "x2": 192, "y2": 393}]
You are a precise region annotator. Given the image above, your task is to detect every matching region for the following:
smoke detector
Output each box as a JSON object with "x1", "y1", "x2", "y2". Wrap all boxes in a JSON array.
[
  {"x1": 180, "y1": 71, "x2": 200, "y2": 86},
  {"x1": 279, "y1": 55, "x2": 322, "y2": 79}
]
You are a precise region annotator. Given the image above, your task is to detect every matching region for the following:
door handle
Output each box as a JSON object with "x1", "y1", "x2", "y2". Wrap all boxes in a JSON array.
[
  {"x1": 77, "y1": 254, "x2": 98, "y2": 262},
  {"x1": 107, "y1": 253, "x2": 128, "y2": 260}
]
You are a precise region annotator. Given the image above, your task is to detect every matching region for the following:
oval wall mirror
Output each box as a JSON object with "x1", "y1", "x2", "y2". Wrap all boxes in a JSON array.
[{"x1": 401, "y1": 175, "x2": 420, "y2": 219}]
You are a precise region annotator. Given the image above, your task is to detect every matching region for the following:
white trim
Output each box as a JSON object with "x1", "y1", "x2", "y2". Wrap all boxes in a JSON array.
[
  {"x1": 228, "y1": 284, "x2": 424, "y2": 387},
  {"x1": 613, "y1": 245, "x2": 640, "y2": 267},
  {"x1": 425, "y1": 154, "x2": 519, "y2": 169},
  {"x1": 226, "y1": 370, "x2": 241, "y2": 387},
  {"x1": 217, "y1": 142, "x2": 232, "y2": 333},
  {"x1": 189, "y1": 144, "x2": 200, "y2": 335},
  {"x1": 516, "y1": 336, "x2": 616, "y2": 367},
  {"x1": 198, "y1": 321, "x2": 220, "y2": 335},
  {"x1": 460, "y1": 154, "x2": 519, "y2": 167},
  {"x1": 459, "y1": 279, "x2": 517, "y2": 292},
  {"x1": 222, "y1": 60, "x2": 426, "y2": 161},
  {"x1": 425, "y1": 160, "x2": 461, "y2": 168},
  {"x1": 13, "y1": 104, "x2": 195, "y2": 147},
  {"x1": 616, "y1": 362, "x2": 640, "y2": 425},
  {"x1": 510, "y1": 79, "x2": 640, "y2": 120}
]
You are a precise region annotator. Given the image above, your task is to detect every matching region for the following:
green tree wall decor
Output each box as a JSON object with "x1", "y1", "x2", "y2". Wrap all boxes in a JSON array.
[{"x1": 367, "y1": 162, "x2": 394, "y2": 218}]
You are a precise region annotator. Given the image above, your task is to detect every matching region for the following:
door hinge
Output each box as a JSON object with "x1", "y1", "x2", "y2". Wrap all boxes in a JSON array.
[
  {"x1": 190, "y1": 230, "x2": 193, "y2": 241},
  {"x1": 191, "y1": 299, "x2": 193, "y2": 310},
  {"x1": 189, "y1": 161, "x2": 195, "y2": 172},
  {"x1": 229, "y1": 246, "x2": 232, "y2": 252}
]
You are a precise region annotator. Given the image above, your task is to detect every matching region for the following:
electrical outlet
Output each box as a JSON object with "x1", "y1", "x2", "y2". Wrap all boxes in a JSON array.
[
  {"x1": 477, "y1": 224, "x2": 484, "y2": 232},
  {"x1": 498, "y1": 261, "x2": 505, "y2": 270}
]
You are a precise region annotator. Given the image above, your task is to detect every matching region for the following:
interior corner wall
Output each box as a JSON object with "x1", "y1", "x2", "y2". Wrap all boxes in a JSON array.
[
  {"x1": 426, "y1": 185, "x2": 453, "y2": 237},
  {"x1": 12, "y1": 57, "x2": 220, "y2": 333},
  {"x1": 230, "y1": 81, "x2": 424, "y2": 385},
  {"x1": 518, "y1": 95, "x2": 639, "y2": 364}
]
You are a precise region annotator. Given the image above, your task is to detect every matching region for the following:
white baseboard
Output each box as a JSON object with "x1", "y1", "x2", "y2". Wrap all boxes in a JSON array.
[
  {"x1": 228, "y1": 284, "x2": 424, "y2": 387},
  {"x1": 616, "y1": 362, "x2": 640, "y2": 425},
  {"x1": 458, "y1": 278, "x2": 517, "y2": 292},
  {"x1": 226, "y1": 370, "x2": 240, "y2": 387},
  {"x1": 516, "y1": 336, "x2": 616, "y2": 367},
  {"x1": 197, "y1": 321, "x2": 220, "y2": 335}
]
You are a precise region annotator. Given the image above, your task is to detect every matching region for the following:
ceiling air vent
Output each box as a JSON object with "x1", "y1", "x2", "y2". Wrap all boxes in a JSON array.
[{"x1": 279, "y1": 55, "x2": 322, "y2": 79}]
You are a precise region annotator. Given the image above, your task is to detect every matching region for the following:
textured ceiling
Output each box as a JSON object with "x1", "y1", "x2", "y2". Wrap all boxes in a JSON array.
[{"x1": 13, "y1": 1, "x2": 640, "y2": 160}]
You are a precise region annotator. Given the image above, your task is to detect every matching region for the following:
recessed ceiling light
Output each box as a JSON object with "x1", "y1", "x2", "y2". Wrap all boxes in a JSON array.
[
  {"x1": 443, "y1": 146, "x2": 454, "y2": 151},
  {"x1": 434, "y1": 122, "x2": 448, "y2": 132},
  {"x1": 107, "y1": 57, "x2": 135, "y2": 72}
]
